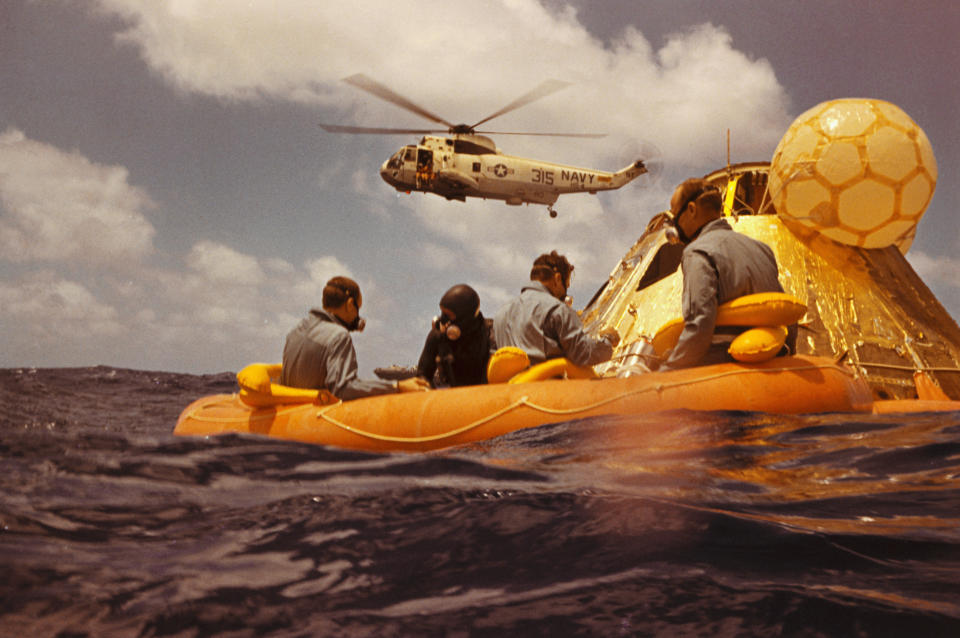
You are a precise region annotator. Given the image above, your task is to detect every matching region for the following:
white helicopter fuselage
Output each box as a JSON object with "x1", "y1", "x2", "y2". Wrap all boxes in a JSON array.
[{"x1": 380, "y1": 134, "x2": 646, "y2": 209}]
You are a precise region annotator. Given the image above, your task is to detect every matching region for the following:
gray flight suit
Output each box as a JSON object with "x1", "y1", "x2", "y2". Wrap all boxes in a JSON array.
[
  {"x1": 664, "y1": 218, "x2": 787, "y2": 370},
  {"x1": 281, "y1": 308, "x2": 396, "y2": 400},
  {"x1": 492, "y1": 281, "x2": 613, "y2": 367}
]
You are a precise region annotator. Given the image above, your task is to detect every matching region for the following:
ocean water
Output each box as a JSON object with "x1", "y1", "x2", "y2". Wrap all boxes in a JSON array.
[{"x1": 2, "y1": 366, "x2": 960, "y2": 637}]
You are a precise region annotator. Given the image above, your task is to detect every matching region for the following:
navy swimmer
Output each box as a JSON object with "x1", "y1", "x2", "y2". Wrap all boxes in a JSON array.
[
  {"x1": 416, "y1": 284, "x2": 494, "y2": 387},
  {"x1": 281, "y1": 276, "x2": 430, "y2": 399},
  {"x1": 493, "y1": 251, "x2": 619, "y2": 367},
  {"x1": 662, "y1": 178, "x2": 795, "y2": 369}
]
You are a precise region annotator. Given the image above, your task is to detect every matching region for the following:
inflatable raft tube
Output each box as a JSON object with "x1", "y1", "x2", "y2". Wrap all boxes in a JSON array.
[{"x1": 175, "y1": 355, "x2": 873, "y2": 453}]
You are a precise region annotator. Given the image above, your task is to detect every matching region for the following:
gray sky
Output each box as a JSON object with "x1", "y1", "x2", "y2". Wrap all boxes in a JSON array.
[{"x1": 1, "y1": 0, "x2": 958, "y2": 374}]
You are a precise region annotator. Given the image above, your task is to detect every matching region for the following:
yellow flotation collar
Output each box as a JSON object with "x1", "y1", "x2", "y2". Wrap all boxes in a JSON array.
[
  {"x1": 728, "y1": 326, "x2": 789, "y2": 362},
  {"x1": 487, "y1": 347, "x2": 531, "y2": 384},
  {"x1": 652, "y1": 292, "x2": 805, "y2": 363},
  {"x1": 236, "y1": 363, "x2": 338, "y2": 407},
  {"x1": 487, "y1": 347, "x2": 598, "y2": 384},
  {"x1": 508, "y1": 357, "x2": 598, "y2": 383}
]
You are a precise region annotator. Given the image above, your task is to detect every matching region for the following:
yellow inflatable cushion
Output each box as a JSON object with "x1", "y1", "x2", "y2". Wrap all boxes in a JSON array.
[
  {"x1": 236, "y1": 363, "x2": 338, "y2": 407},
  {"x1": 652, "y1": 292, "x2": 805, "y2": 357},
  {"x1": 508, "y1": 357, "x2": 598, "y2": 384},
  {"x1": 487, "y1": 347, "x2": 531, "y2": 384},
  {"x1": 728, "y1": 326, "x2": 788, "y2": 363}
]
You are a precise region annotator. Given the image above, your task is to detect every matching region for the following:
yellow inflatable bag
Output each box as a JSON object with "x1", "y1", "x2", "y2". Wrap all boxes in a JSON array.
[
  {"x1": 713, "y1": 292, "x2": 806, "y2": 327},
  {"x1": 236, "y1": 363, "x2": 337, "y2": 407},
  {"x1": 728, "y1": 326, "x2": 788, "y2": 363},
  {"x1": 487, "y1": 347, "x2": 531, "y2": 384},
  {"x1": 651, "y1": 318, "x2": 685, "y2": 357},
  {"x1": 508, "y1": 358, "x2": 598, "y2": 384},
  {"x1": 237, "y1": 362, "x2": 281, "y2": 394},
  {"x1": 652, "y1": 292, "x2": 805, "y2": 357}
]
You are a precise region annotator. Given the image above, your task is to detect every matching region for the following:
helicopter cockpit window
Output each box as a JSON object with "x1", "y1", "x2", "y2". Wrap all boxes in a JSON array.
[
  {"x1": 403, "y1": 147, "x2": 416, "y2": 162},
  {"x1": 453, "y1": 139, "x2": 494, "y2": 155},
  {"x1": 386, "y1": 150, "x2": 404, "y2": 169}
]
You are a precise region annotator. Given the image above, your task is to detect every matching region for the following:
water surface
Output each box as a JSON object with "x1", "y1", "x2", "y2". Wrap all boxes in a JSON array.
[{"x1": 2, "y1": 366, "x2": 959, "y2": 636}]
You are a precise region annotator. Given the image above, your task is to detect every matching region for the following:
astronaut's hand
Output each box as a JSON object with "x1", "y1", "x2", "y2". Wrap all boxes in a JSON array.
[{"x1": 599, "y1": 329, "x2": 621, "y2": 348}]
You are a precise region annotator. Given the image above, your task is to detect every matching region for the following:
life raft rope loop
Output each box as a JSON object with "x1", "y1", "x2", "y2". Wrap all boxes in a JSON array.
[
  {"x1": 311, "y1": 361, "x2": 850, "y2": 444},
  {"x1": 182, "y1": 395, "x2": 344, "y2": 425}
]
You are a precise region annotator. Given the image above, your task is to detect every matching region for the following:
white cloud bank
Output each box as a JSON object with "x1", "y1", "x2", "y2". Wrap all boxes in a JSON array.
[
  {"x1": 0, "y1": 127, "x2": 156, "y2": 264},
  {"x1": 92, "y1": 0, "x2": 790, "y2": 166}
]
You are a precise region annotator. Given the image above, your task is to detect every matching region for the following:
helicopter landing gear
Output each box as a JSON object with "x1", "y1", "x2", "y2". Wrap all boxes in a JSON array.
[{"x1": 548, "y1": 205, "x2": 558, "y2": 218}]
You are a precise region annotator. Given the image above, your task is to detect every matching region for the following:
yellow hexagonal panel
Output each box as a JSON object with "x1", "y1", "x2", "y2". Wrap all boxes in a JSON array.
[
  {"x1": 818, "y1": 101, "x2": 876, "y2": 138},
  {"x1": 917, "y1": 127, "x2": 938, "y2": 180},
  {"x1": 878, "y1": 218, "x2": 919, "y2": 244},
  {"x1": 838, "y1": 180, "x2": 895, "y2": 231},
  {"x1": 816, "y1": 141, "x2": 864, "y2": 186},
  {"x1": 894, "y1": 224, "x2": 917, "y2": 254},
  {"x1": 900, "y1": 173, "x2": 934, "y2": 218},
  {"x1": 776, "y1": 124, "x2": 820, "y2": 170},
  {"x1": 781, "y1": 178, "x2": 832, "y2": 222},
  {"x1": 866, "y1": 126, "x2": 918, "y2": 182},
  {"x1": 875, "y1": 100, "x2": 916, "y2": 132},
  {"x1": 821, "y1": 225, "x2": 865, "y2": 246}
]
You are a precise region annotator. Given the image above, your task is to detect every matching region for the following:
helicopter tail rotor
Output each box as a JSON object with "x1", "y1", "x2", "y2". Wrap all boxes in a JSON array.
[{"x1": 618, "y1": 139, "x2": 664, "y2": 188}]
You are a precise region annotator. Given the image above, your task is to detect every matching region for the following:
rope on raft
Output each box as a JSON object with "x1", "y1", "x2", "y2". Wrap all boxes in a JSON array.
[
  {"x1": 855, "y1": 361, "x2": 960, "y2": 373},
  {"x1": 313, "y1": 361, "x2": 855, "y2": 444}
]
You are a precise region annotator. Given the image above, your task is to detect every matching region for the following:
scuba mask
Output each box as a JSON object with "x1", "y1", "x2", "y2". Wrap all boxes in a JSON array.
[
  {"x1": 344, "y1": 295, "x2": 365, "y2": 332},
  {"x1": 669, "y1": 184, "x2": 720, "y2": 245},
  {"x1": 434, "y1": 316, "x2": 462, "y2": 341},
  {"x1": 347, "y1": 316, "x2": 366, "y2": 332},
  {"x1": 667, "y1": 222, "x2": 694, "y2": 245},
  {"x1": 435, "y1": 285, "x2": 481, "y2": 342}
]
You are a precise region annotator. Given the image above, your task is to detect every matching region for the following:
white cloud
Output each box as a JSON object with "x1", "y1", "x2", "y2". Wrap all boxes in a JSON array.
[
  {"x1": 907, "y1": 251, "x2": 960, "y2": 289},
  {"x1": 0, "y1": 128, "x2": 156, "y2": 266},
  {"x1": 187, "y1": 240, "x2": 266, "y2": 284},
  {"x1": 418, "y1": 241, "x2": 458, "y2": 271},
  {"x1": 0, "y1": 271, "x2": 122, "y2": 340},
  {"x1": 907, "y1": 250, "x2": 960, "y2": 322},
  {"x1": 90, "y1": 0, "x2": 790, "y2": 166}
]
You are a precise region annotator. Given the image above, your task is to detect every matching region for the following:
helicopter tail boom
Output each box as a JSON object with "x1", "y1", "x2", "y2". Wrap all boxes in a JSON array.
[{"x1": 608, "y1": 159, "x2": 648, "y2": 188}]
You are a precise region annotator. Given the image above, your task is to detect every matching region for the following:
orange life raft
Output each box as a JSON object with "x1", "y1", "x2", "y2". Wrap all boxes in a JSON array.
[{"x1": 175, "y1": 355, "x2": 878, "y2": 453}]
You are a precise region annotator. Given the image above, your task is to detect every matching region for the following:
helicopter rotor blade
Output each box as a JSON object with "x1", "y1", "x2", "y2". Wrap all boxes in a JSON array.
[
  {"x1": 478, "y1": 130, "x2": 606, "y2": 138},
  {"x1": 470, "y1": 79, "x2": 572, "y2": 129},
  {"x1": 320, "y1": 123, "x2": 442, "y2": 135},
  {"x1": 342, "y1": 74, "x2": 455, "y2": 130}
]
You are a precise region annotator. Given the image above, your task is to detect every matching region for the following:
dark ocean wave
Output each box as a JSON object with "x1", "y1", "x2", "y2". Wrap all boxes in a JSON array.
[{"x1": 2, "y1": 367, "x2": 960, "y2": 637}]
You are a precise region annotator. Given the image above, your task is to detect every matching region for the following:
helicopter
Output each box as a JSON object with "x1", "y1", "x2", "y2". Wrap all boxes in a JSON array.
[{"x1": 321, "y1": 74, "x2": 649, "y2": 218}]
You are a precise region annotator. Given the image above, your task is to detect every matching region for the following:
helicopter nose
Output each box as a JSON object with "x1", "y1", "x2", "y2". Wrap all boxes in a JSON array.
[{"x1": 379, "y1": 162, "x2": 392, "y2": 185}]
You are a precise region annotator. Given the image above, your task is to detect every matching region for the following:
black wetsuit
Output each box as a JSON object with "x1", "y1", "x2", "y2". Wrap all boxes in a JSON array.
[{"x1": 417, "y1": 315, "x2": 493, "y2": 387}]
